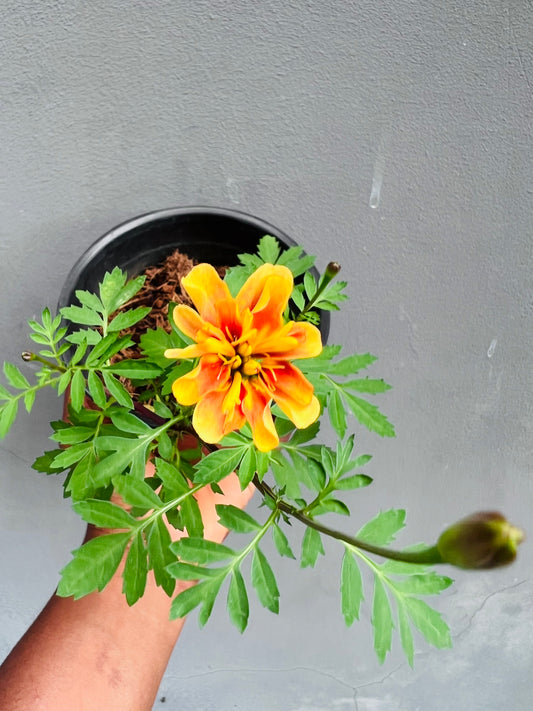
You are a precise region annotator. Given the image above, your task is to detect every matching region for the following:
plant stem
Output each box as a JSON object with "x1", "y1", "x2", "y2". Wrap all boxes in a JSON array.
[
  {"x1": 296, "y1": 261, "x2": 341, "y2": 320},
  {"x1": 253, "y1": 476, "x2": 442, "y2": 565},
  {"x1": 21, "y1": 352, "x2": 67, "y2": 373}
]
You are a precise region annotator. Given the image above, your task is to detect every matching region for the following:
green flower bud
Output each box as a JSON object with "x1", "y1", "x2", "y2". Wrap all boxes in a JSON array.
[
  {"x1": 324, "y1": 262, "x2": 341, "y2": 279},
  {"x1": 437, "y1": 511, "x2": 524, "y2": 569}
]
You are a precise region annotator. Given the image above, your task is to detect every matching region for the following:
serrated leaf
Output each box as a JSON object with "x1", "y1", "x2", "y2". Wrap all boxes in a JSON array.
[
  {"x1": 147, "y1": 516, "x2": 175, "y2": 595},
  {"x1": 180, "y1": 494, "x2": 204, "y2": 538},
  {"x1": 343, "y1": 392, "x2": 395, "y2": 438},
  {"x1": 237, "y1": 446, "x2": 256, "y2": 489},
  {"x1": 398, "y1": 602, "x2": 415, "y2": 667},
  {"x1": 57, "y1": 370, "x2": 73, "y2": 396},
  {"x1": 193, "y1": 447, "x2": 244, "y2": 485},
  {"x1": 372, "y1": 576, "x2": 394, "y2": 664},
  {"x1": 23, "y1": 389, "x2": 36, "y2": 413},
  {"x1": 51, "y1": 425, "x2": 95, "y2": 445},
  {"x1": 122, "y1": 531, "x2": 148, "y2": 605},
  {"x1": 272, "y1": 524, "x2": 296, "y2": 559},
  {"x1": 69, "y1": 340, "x2": 88, "y2": 367},
  {"x1": 74, "y1": 289, "x2": 104, "y2": 313},
  {"x1": 110, "y1": 410, "x2": 151, "y2": 435},
  {"x1": 73, "y1": 499, "x2": 136, "y2": 529},
  {"x1": 341, "y1": 549, "x2": 364, "y2": 626},
  {"x1": 140, "y1": 328, "x2": 186, "y2": 368},
  {"x1": 108, "y1": 306, "x2": 152, "y2": 332},
  {"x1": 251, "y1": 547, "x2": 279, "y2": 613},
  {"x1": 87, "y1": 371, "x2": 107, "y2": 408},
  {"x1": 0, "y1": 400, "x2": 18, "y2": 437},
  {"x1": 257, "y1": 235, "x2": 281, "y2": 263},
  {"x1": 155, "y1": 458, "x2": 188, "y2": 494},
  {"x1": 70, "y1": 369, "x2": 86, "y2": 411},
  {"x1": 50, "y1": 442, "x2": 92, "y2": 469},
  {"x1": 3, "y1": 363, "x2": 30, "y2": 389},
  {"x1": 328, "y1": 353, "x2": 378, "y2": 376},
  {"x1": 392, "y1": 573, "x2": 453, "y2": 596},
  {"x1": 344, "y1": 378, "x2": 392, "y2": 394},
  {"x1": 312, "y1": 498, "x2": 350, "y2": 516},
  {"x1": 0, "y1": 384, "x2": 11, "y2": 400},
  {"x1": 170, "y1": 581, "x2": 209, "y2": 619},
  {"x1": 106, "y1": 360, "x2": 162, "y2": 379},
  {"x1": 336, "y1": 474, "x2": 373, "y2": 490},
  {"x1": 32, "y1": 449, "x2": 64, "y2": 473},
  {"x1": 60, "y1": 304, "x2": 103, "y2": 327},
  {"x1": 170, "y1": 537, "x2": 236, "y2": 564},
  {"x1": 216, "y1": 504, "x2": 261, "y2": 533},
  {"x1": 112, "y1": 475, "x2": 162, "y2": 509},
  {"x1": 404, "y1": 597, "x2": 452, "y2": 649},
  {"x1": 102, "y1": 371, "x2": 133, "y2": 408},
  {"x1": 66, "y1": 329, "x2": 101, "y2": 346},
  {"x1": 357, "y1": 509, "x2": 406, "y2": 546},
  {"x1": 301, "y1": 527, "x2": 325, "y2": 568},
  {"x1": 227, "y1": 567, "x2": 249, "y2": 633},
  {"x1": 198, "y1": 578, "x2": 225, "y2": 627},
  {"x1": 57, "y1": 532, "x2": 130, "y2": 599},
  {"x1": 328, "y1": 388, "x2": 347, "y2": 438}
]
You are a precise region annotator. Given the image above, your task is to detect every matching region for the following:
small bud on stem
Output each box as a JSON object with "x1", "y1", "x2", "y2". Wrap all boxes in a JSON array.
[{"x1": 437, "y1": 511, "x2": 524, "y2": 569}]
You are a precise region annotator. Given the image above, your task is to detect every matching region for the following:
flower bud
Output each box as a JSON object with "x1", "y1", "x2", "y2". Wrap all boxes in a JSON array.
[
  {"x1": 437, "y1": 511, "x2": 524, "y2": 569},
  {"x1": 325, "y1": 262, "x2": 341, "y2": 279}
]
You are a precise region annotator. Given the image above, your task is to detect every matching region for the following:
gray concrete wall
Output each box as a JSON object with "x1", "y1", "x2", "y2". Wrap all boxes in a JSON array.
[{"x1": 1, "y1": 2, "x2": 532, "y2": 709}]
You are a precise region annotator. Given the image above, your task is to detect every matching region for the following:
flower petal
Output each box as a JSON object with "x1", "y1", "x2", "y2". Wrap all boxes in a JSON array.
[
  {"x1": 192, "y1": 385, "x2": 246, "y2": 443},
  {"x1": 172, "y1": 356, "x2": 230, "y2": 405},
  {"x1": 242, "y1": 380, "x2": 279, "y2": 452},
  {"x1": 263, "y1": 362, "x2": 321, "y2": 429},
  {"x1": 285, "y1": 321, "x2": 323, "y2": 359},
  {"x1": 181, "y1": 264, "x2": 232, "y2": 323},
  {"x1": 171, "y1": 304, "x2": 206, "y2": 340},
  {"x1": 236, "y1": 264, "x2": 293, "y2": 331}
]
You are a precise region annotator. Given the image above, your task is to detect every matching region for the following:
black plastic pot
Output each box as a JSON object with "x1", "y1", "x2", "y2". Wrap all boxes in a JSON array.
[{"x1": 58, "y1": 206, "x2": 329, "y2": 342}]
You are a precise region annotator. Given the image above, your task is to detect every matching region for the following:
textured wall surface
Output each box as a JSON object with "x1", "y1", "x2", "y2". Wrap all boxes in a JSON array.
[{"x1": 1, "y1": 1, "x2": 532, "y2": 709}]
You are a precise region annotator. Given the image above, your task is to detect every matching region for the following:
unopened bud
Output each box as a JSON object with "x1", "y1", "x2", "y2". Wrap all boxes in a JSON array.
[
  {"x1": 325, "y1": 262, "x2": 341, "y2": 279},
  {"x1": 21, "y1": 352, "x2": 33, "y2": 361},
  {"x1": 437, "y1": 511, "x2": 524, "y2": 569}
]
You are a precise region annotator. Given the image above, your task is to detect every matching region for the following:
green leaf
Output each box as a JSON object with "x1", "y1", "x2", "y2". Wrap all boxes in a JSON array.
[
  {"x1": 102, "y1": 372, "x2": 133, "y2": 408},
  {"x1": 166, "y1": 562, "x2": 222, "y2": 581},
  {"x1": 344, "y1": 378, "x2": 392, "y2": 394},
  {"x1": 312, "y1": 498, "x2": 350, "y2": 516},
  {"x1": 87, "y1": 371, "x2": 107, "y2": 408},
  {"x1": 343, "y1": 392, "x2": 395, "y2": 438},
  {"x1": 404, "y1": 597, "x2": 452, "y2": 649},
  {"x1": 215, "y1": 504, "x2": 261, "y2": 533},
  {"x1": 237, "y1": 446, "x2": 256, "y2": 489},
  {"x1": 60, "y1": 305, "x2": 103, "y2": 327},
  {"x1": 272, "y1": 524, "x2": 296, "y2": 559},
  {"x1": 106, "y1": 360, "x2": 162, "y2": 379},
  {"x1": 70, "y1": 369, "x2": 86, "y2": 411},
  {"x1": 51, "y1": 442, "x2": 92, "y2": 469},
  {"x1": 328, "y1": 353, "x2": 378, "y2": 376},
  {"x1": 72, "y1": 499, "x2": 137, "y2": 529},
  {"x1": 66, "y1": 329, "x2": 101, "y2": 346},
  {"x1": 180, "y1": 494, "x2": 204, "y2": 538},
  {"x1": 110, "y1": 410, "x2": 151, "y2": 435},
  {"x1": 57, "y1": 533, "x2": 130, "y2": 599},
  {"x1": 357, "y1": 509, "x2": 406, "y2": 546},
  {"x1": 57, "y1": 370, "x2": 73, "y2": 396},
  {"x1": 121, "y1": 531, "x2": 148, "y2": 605},
  {"x1": 74, "y1": 289, "x2": 104, "y2": 313},
  {"x1": 328, "y1": 389, "x2": 347, "y2": 438},
  {"x1": 372, "y1": 576, "x2": 394, "y2": 664},
  {"x1": 108, "y1": 306, "x2": 151, "y2": 332},
  {"x1": 155, "y1": 458, "x2": 188, "y2": 494},
  {"x1": 227, "y1": 567, "x2": 249, "y2": 633},
  {"x1": 170, "y1": 582, "x2": 209, "y2": 619},
  {"x1": 257, "y1": 235, "x2": 281, "y2": 263},
  {"x1": 112, "y1": 475, "x2": 162, "y2": 509},
  {"x1": 301, "y1": 527, "x2": 325, "y2": 568},
  {"x1": 0, "y1": 400, "x2": 18, "y2": 437},
  {"x1": 398, "y1": 602, "x2": 415, "y2": 667},
  {"x1": 193, "y1": 447, "x2": 244, "y2": 485},
  {"x1": 51, "y1": 426, "x2": 95, "y2": 445},
  {"x1": 32, "y1": 449, "x2": 64, "y2": 473},
  {"x1": 336, "y1": 474, "x2": 373, "y2": 490},
  {"x1": 340, "y1": 549, "x2": 364, "y2": 626},
  {"x1": 392, "y1": 573, "x2": 453, "y2": 596},
  {"x1": 140, "y1": 328, "x2": 186, "y2": 368},
  {"x1": 147, "y1": 516, "x2": 175, "y2": 595},
  {"x1": 23, "y1": 389, "x2": 36, "y2": 413},
  {"x1": 251, "y1": 547, "x2": 280, "y2": 613},
  {"x1": 3, "y1": 363, "x2": 30, "y2": 389},
  {"x1": 170, "y1": 538, "x2": 236, "y2": 565}
]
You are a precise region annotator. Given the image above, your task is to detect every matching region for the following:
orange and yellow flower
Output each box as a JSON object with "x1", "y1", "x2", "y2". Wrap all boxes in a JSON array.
[{"x1": 164, "y1": 263, "x2": 322, "y2": 452}]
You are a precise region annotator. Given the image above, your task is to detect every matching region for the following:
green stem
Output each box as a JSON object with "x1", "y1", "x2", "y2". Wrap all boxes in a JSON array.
[
  {"x1": 253, "y1": 476, "x2": 442, "y2": 565},
  {"x1": 21, "y1": 352, "x2": 67, "y2": 373},
  {"x1": 296, "y1": 262, "x2": 341, "y2": 320}
]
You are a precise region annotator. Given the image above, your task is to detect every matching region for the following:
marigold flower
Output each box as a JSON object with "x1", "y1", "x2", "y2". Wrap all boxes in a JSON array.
[{"x1": 164, "y1": 263, "x2": 322, "y2": 451}]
